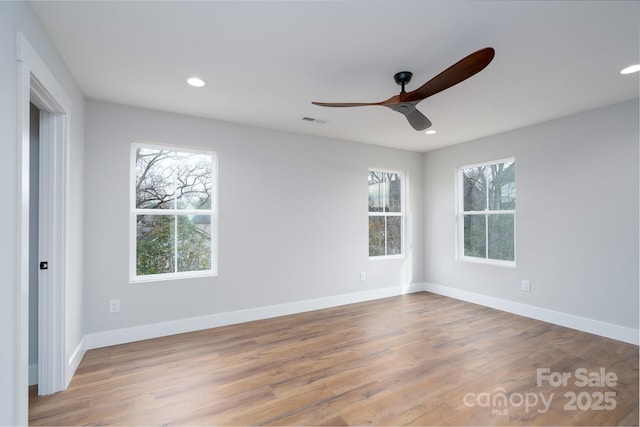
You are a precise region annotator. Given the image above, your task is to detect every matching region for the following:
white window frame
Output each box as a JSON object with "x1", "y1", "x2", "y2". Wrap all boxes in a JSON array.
[
  {"x1": 456, "y1": 157, "x2": 515, "y2": 267},
  {"x1": 130, "y1": 142, "x2": 218, "y2": 282},
  {"x1": 368, "y1": 169, "x2": 405, "y2": 260}
]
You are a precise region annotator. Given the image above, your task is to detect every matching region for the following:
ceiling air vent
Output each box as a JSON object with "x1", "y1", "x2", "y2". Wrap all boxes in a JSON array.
[{"x1": 302, "y1": 117, "x2": 327, "y2": 124}]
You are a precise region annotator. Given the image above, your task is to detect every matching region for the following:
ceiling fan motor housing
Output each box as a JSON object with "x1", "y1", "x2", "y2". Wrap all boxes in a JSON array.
[{"x1": 394, "y1": 71, "x2": 413, "y2": 92}]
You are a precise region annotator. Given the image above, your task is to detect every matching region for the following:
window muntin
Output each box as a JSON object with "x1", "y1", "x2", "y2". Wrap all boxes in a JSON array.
[
  {"x1": 458, "y1": 158, "x2": 515, "y2": 265},
  {"x1": 131, "y1": 143, "x2": 217, "y2": 281},
  {"x1": 368, "y1": 170, "x2": 404, "y2": 258}
]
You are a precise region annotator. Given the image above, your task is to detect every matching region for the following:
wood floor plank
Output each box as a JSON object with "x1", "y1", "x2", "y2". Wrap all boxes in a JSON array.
[{"x1": 29, "y1": 292, "x2": 638, "y2": 426}]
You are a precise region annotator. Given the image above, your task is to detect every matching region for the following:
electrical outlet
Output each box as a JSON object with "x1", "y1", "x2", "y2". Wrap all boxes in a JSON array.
[
  {"x1": 521, "y1": 280, "x2": 531, "y2": 292},
  {"x1": 109, "y1": 299, "x2": 120, "y2": 313},
  {"x1": 360, "y1": 272, "x2": 366, "y2": 281}
]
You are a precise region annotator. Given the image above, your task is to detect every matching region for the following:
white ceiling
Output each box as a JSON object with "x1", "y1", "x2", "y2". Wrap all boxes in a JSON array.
[{"x1": 30, "y1": 0, "x2": 639, "y2": 152}]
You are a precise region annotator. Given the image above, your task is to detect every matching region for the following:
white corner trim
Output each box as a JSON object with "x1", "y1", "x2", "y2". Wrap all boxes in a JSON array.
[
  {"x1": 85, "y1": 284, "x2": 423, "y2": 350},
  {"x1": 66, "y1": 338, "x2": 86, "y2": 388},
  {"x1": 422, "y1": 282, "x2": 639, "y2": 345}
]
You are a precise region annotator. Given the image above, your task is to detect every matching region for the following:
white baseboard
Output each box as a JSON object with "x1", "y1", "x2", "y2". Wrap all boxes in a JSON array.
[
  {"x1": 421, "y1": 282, "x2": 639, "y2": 345},
  {"x1": 82, "y1": 281, "x2": 636, "y2": 355},
  {"x1": 66, "y1": 338, "x2": 86, "y2": 387},
  {"x1": 85, "y1": 284, "x2": 423, "y2": 350}
]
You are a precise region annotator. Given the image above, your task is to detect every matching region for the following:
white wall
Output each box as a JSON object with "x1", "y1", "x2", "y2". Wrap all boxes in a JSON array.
[
  {"x1": 84, "y1": 101, "x2": 424, "y2": 335},
  {"x1": 0, "y1": 2, "x2": 85, "y2": 424},
  {"x1": 423, "y1": 100, "x2": 639, "y2": 331}
]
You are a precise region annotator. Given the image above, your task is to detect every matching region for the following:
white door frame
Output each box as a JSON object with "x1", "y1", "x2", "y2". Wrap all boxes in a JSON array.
[{"x1": 16, "y1": 31, "x2": 70, "y2": 422}]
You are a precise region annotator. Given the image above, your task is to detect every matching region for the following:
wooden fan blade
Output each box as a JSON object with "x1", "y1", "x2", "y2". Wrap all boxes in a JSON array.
[
  {"x1": 404, "y1": 47, "x2": 495, "y2": 103},
  {"x1": 389, "y1": 103, "x2": 432, "y2": 131},
  {"x1": 312, "y1": 101, "x2": 382, "y2": 107}
]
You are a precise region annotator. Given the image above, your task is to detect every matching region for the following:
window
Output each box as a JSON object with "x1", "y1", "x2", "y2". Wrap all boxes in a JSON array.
[
  {"x1": 458, "y1": 158, "x2": 515, "y2": 266},
  {"x1": 130, "y1": 143, "x2": 217, "y2": 281},
  {"x1": 368, "y1": 170, "x2": 404, "y2": 258}
]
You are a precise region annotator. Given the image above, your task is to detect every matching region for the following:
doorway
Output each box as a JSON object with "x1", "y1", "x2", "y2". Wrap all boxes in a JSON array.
[
  {"x1": 28, "y1": 88, "x2": 68, "y2": 397},
  {"x1": 17, "y1": 32, "x2": 70, "y2": 423}
]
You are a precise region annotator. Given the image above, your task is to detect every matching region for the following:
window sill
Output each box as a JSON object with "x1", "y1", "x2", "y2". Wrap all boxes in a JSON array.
[
  {"x1": 130, "y1": 270, "x2": 218, "y2": 283},
  {"x1": 369, "y1": 254, "x2": 405, "y2": 261},
  {"x1": 458, "y1": 256, "x2": 515, "y2": 268}
]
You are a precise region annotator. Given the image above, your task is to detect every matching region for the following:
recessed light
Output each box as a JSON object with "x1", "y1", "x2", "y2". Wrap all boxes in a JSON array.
[
  {"x1": 186, "y1": 77, "x2": 206, "y2": 87},
  {"x1": 620, "y1": 64, "x2": 640, "y2": 75},
  {"x1": 425, "y1": 129, "x2": 437, "y2": 135}
]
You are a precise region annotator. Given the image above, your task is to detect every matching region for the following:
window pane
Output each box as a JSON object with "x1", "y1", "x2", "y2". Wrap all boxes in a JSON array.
[
  {"x1": 464, "y1": 214, "x2": 486, "y2": 258},
  {"x1": 463, "y1": 167, "x2": 487, "y2": 211},
  {"x1": 136, "y1": 215, "x2": 175, "y2": 275},
  {"x1": 488, "y1": 214, "x2": 514, "y2": 261},
  {"x1": 174, "y1": 152, "x2": 213, "y2": 210},
  {"x1": 368, "y1": 170, "x2": 404, "y2": 258},
  {"x1": 488, "y1": 161, "x2": 515, "y2": 210},
  {"x1": 386, "y1": 216, "x2": 402, "y2": 255},
  {"x1": 133, "y1": 144, "x2": 217, "y2": 279},
  {"x1": 136, "y1": 148, "x2": 176, "y2": 209},
  {"x1": 369, "y1": 216, "x2": 386, "y2": 256},
  {"x1": 386, "y1": 173, "x2": 402, "y2": 213},
  {"x1": 177, "y1": 215, "x2": 212, "y2": 272},
  {"x1": 368, "y1": 171, "x2": 385, "y2": 212}
]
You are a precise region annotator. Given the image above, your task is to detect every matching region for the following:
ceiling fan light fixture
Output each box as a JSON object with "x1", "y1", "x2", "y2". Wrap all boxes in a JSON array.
[
  {"x1": 186, "y1": 77, "x2": 206, "y2": 87},
  {"x1": 425, "y1": 129, "x2": 437, "y2": 135},
  {"x1": 620, "y1": 64, "x2": 640, "y2": 74}
]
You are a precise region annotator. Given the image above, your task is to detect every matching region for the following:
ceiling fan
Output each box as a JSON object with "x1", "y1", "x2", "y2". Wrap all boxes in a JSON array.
[{"x1": 312, "y1": 47, "x2": 495, "y2": 131}]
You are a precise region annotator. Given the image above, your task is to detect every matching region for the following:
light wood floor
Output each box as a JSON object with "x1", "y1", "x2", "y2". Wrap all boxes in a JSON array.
[{"x1": 29, "y1": 292, "x2": 638, "y2": 426}]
